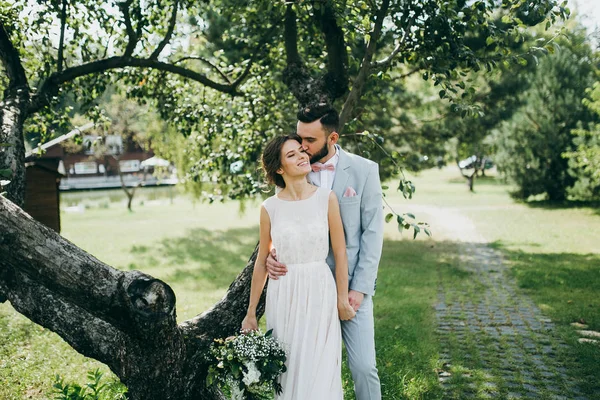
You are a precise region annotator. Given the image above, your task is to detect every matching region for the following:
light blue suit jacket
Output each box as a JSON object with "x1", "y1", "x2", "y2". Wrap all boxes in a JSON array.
[{"x1": 322, "y1": 145, "x2": 384, "y2": 296}]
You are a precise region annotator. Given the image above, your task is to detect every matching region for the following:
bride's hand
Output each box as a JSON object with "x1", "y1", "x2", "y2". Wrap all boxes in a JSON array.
[
  {"x1": 338, "y1": 300, "x2": 356, "y2": 321},
  {"x1": 241, "y1": 314, "x2": 258, "y2": 333}
]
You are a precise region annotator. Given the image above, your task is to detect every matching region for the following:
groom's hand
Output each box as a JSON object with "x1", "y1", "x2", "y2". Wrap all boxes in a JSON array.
[
  {"x1": 266, "y1": 249, "x2": 288, "y2": 280},
  {"x1": 348, "y1": 290, "x2": 364, "y2": 312}
]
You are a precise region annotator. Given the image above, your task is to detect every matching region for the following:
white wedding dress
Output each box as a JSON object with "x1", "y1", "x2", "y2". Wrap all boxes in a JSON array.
[{"x1": 263, "y1": 186, "x2": 343, "y2": 400}]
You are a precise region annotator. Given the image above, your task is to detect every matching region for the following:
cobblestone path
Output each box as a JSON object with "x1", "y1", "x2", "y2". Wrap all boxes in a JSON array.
[
  {"x1": 411, "y1": 205, "x2": 591, "y2": 399},
  {"x1": 435, "y1": 241, "x2": 589, "y2": 399}
]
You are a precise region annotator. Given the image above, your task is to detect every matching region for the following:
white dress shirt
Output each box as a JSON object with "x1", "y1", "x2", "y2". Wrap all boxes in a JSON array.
[{"x1": 309, "y1": 147, "x2": 339, "y2": 190}]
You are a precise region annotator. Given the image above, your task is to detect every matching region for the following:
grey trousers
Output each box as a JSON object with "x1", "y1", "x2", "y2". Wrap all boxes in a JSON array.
[{"x1": 341, "y1": 294, "x2": 381, "y2": 400}]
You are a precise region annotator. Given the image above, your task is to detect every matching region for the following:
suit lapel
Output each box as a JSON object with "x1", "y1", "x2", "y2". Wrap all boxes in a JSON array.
[{"x1": 332, "y1": 145, "x2": 351, "y2": 199}]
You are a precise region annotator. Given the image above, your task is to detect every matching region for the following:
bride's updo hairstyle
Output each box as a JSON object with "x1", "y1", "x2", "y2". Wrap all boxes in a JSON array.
[{"x1": 262, "y1": 134, "x2": 302, "y2": 188}]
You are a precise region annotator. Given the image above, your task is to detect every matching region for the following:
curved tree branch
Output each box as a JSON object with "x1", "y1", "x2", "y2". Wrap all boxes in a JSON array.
[
  {"x1": 173, "y1": 56, "x2": 232, "y2": 83},
  {"x1": 119, "y1": 0, "x2": 139, "y2": 57},
  {"x1": 231, "y1": 20, "x2": 282, "y2": 88},
  {"x1": 29, "y1": 56, "x2": 243, "y2": 115},
  {"x1": 150, "y1": 0, "x2": 179, "y2": 60},
  {"x1": 373, "y1": 14, "x2": 417, "y2": 72},
  {"x1": 339, "y1": 0, "x2": 390, "y2": 132}
]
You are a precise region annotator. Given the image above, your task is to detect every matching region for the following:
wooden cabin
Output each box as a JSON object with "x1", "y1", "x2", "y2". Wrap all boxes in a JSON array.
[{"x1": 23, "y1": 158, "x2": 62, "y2": 232}]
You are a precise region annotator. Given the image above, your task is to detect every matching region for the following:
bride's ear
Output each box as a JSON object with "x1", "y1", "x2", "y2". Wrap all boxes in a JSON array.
[{"x1": 277, "y1": 167, "x2": 284, "y2": 175}]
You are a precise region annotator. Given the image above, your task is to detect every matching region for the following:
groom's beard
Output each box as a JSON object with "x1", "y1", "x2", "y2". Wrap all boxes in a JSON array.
[{"x1": 309, "y1": 142, "x2": 330, "y2": 164}]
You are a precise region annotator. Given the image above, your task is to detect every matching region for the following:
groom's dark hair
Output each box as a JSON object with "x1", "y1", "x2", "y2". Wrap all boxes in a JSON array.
[
  {"x1": 262, "y1": 134, "x2": 303, "y2": 188},
  {"x1": 297, "y1": 103, "x2": 339, "y2": 135}
]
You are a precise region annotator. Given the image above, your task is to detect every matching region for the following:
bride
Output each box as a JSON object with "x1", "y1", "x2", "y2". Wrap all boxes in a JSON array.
[{"x1": 241, "y1": 134, "x2": 355, "y2": 399}]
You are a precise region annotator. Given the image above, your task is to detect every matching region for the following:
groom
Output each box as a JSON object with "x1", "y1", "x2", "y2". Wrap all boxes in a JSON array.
[{"x1": 266, "y1": 103, "x2": 384, "y2": 399}]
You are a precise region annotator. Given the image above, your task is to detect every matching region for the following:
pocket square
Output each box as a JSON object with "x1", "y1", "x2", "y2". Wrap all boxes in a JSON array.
[{"x1": 343, "y1": 186, "x2": 357, "y2": 197}]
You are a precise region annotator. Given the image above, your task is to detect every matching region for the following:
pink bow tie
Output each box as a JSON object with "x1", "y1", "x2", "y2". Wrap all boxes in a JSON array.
[{"x1": 311, "y1": 163, "x2": 335, "y2": 172}]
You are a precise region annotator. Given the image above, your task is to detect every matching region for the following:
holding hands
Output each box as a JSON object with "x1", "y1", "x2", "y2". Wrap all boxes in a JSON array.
[
  {"x1": 339, "y1": 290, "x2": 362, "y2": 321},
  {"x1": 338, "y1": 298, "x2": 356, "y2": 321},
  {"x1": 348, "y1": 290, "x2": 364, "y2": 312}
]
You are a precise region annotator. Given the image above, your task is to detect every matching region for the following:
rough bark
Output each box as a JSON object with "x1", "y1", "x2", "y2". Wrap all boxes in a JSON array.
[
  {"x1": 0, "y1": 90, "x2": 27, "y2": 206},
  {"x1": 0, "y1": 195, "x2": 264, "y2": 399},
  {"x1": 0, "y1": 24, "x2": 29, "y2": 207}
]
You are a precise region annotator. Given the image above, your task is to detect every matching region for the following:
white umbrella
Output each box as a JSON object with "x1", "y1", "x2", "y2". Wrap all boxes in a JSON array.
[{"x1": 140, "y1": 156, "x2": 171, "y2": 168}]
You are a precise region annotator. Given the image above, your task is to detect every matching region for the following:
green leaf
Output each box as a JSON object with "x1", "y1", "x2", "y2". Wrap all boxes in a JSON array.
[
  {"x1": 439, "y1": 90, "x2": 446, "y2": 99},
  {"x1": 485, "y1": 36, "x2": 495, "y2": 46},
  {"x1": 385, "y1": 213, "x2": 394, "y2": 223},
  {"x1": 0, "y1": 169, "x2": 12, "y2": 179},
  {"x1": 406, "y1": 213, "x2": 415, "y2": 219},
  {"x1": 413, "y1": 225, "x2": 420, "y2": 239},
  {"x1": 424, "y1": 228, "x2": 432, "y2": 237}
]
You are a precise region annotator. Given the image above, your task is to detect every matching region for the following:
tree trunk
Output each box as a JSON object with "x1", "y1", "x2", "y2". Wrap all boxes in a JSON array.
[
  {"x1": 0, "y1": 193, "x2": 265, "y2": 399},
  {"x1": 457, "y1": 159, "x2": 477, "y2": 192},
  {"x1": 113, "y1": 154, "x2": 138, "y2": 212},
  {"x1": 0, "y1": 88, "x2": 28, "y2": 207}
]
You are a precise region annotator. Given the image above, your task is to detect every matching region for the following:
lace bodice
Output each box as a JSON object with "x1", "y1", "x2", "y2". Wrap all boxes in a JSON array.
[{"x1": 262, "y1": 186, "x2": 330, "y2": 265}]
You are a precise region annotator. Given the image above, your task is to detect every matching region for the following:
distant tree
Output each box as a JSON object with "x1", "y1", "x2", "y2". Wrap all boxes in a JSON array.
[
  {"x1": 493, "y1": 28, "x2": 597, "y2": 201},
  {"x1": 70, "y1": 95, "x2": 156, "y2": 211},
  {"x1": 564, "y1": 78, "x2": 600, "y2": 200}
]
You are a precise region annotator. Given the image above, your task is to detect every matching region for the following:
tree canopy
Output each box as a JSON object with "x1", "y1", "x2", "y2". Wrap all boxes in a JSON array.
[{"x1": 2, "y1": 0, "x2": 570, "y2": 205}]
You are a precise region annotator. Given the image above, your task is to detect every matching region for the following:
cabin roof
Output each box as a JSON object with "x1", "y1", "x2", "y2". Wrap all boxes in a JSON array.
[{"x1": 26, "y1": 122, "x2": 96, "y2": 158}]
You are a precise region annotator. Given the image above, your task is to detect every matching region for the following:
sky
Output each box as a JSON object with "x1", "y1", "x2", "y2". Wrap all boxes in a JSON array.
[{"x1": 571, "y1": 0, "x2": 600, "y2": 34}]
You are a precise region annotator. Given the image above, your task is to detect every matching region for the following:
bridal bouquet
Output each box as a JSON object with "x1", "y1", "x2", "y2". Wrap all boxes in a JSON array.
[{"x1": 206, "y1": 329, "x2": 287, "y2": 400}]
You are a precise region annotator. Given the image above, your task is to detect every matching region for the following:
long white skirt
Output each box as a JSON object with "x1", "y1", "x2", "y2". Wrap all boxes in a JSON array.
[{"x1": 266, "y1": 260, "x2": 343, "y2": 400}]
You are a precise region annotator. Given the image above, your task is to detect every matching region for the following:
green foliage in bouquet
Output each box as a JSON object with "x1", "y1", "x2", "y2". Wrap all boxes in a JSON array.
[{"x1": 206, "y1": 330, "x2": 287, "y2": 400}]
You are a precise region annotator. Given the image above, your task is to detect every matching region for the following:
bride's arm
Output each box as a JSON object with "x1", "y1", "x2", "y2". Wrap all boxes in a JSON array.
[
  {"x1": 328, "y1": 192, "x2": 356, "y2": 321},
  {"x1": 241, "y1": 205, "x2": 272, "y2": 332}
]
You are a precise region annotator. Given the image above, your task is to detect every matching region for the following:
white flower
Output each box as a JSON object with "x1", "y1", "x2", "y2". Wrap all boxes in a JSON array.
[
  {"x1": 242, "y1": 361, "x2": 261, "y2": 386},
  {"x1": 230, "y1": 383, "x2": 244, "y2": 400},
  {"x1": 230, "y1": 160, "x2": 243, "y2": 174}
]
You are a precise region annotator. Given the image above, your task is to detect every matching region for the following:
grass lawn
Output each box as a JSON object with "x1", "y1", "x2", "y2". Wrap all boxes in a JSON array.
[
  {"x1": 1, "y1": 167, "x2": 599, "y2": 399},
  {"x1": 385, "y1": 167, "x2": 600, "y2": 397}
]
